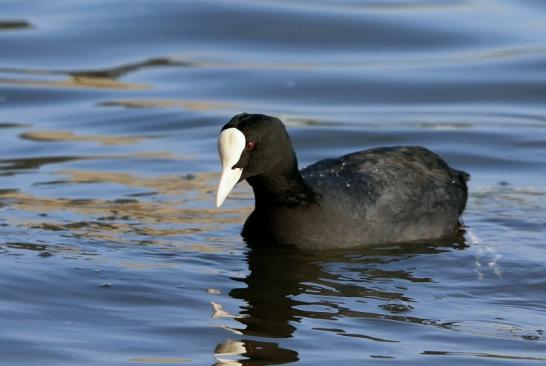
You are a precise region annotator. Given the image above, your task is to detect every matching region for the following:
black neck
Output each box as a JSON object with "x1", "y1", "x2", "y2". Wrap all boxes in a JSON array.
[{"x1": 246, "y1": 159, "x2": 317, "y2": 209}]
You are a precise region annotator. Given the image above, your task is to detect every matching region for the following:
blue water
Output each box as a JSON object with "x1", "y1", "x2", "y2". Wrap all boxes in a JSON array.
[{"x1": 1, "y1": 1, "x2": 545, "y2": 365}]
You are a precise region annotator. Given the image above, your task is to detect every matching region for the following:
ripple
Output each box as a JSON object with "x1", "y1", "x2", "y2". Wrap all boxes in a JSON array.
[
  {"x1": 422, "y1": 350, "x2": 546, "y2": 361},
  {"x1": 442, "y1": 319, "x2": 545, "y2": 342},
  {"x1": 129, "y1": 357, "x2": 191, "y2": 364}
]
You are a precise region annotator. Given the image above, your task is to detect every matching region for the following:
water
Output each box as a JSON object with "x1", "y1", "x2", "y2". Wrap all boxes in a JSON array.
[{"x1": 1, "y1": 0, "x2": 545, "y2": 364}]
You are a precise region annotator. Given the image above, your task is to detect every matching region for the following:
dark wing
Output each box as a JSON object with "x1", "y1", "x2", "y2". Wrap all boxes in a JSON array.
[{"x1": 301, "y1": 146, "x2": 468, "y2": 227}]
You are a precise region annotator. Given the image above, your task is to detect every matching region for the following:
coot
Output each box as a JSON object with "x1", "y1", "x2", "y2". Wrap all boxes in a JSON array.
[{"x1": 216, "y1": 113, "x2": 468, "y2": 249}]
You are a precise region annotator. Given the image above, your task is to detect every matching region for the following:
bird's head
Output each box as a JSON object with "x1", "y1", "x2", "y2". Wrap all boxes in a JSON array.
[{"x1": 216, "y1": 113, "x2": 294, "y2": 207}]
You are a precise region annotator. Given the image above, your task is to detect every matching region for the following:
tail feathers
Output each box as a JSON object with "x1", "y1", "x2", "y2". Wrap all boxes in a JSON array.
[
  {"x1": 452, "y1": 168, "x2": 469, "y2": 215},
  {"x1": 458, "y1": 170, "x2": 470, "y2": 182}
]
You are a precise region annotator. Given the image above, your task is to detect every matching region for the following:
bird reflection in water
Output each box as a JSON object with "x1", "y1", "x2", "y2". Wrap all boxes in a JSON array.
[{"x1": 214, "y1": 234, "x2": 467, "y2": 365}]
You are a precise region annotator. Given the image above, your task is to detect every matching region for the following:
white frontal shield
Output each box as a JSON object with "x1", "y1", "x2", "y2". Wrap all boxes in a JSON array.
[{"x1": 216, "y1": 128, "x2": 246, "y2": 207}]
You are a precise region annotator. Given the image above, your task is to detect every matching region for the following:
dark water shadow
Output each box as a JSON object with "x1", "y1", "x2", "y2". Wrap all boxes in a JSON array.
[
  {"x1": 0, "y1": 20, "x2": 32, "y2": 30},
  {"x1": 0, "y1": 122, "x2": 29, "y2": 129},
  {"x1": 221, "y1": 234, "x2": 467, "y2": 364},
  {"x1": 69, "y1": 57, "x2": 196, "y2": 80},
  {"x1": 0, "y1": 156, "x2": 82, "y2": 174}
]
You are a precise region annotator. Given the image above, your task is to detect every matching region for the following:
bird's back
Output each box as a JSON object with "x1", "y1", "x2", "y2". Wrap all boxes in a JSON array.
[{"x1": 295, "y1": 146, "x2": 469, "y2": 247}]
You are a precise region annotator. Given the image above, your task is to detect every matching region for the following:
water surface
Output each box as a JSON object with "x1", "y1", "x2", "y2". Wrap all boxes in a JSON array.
[{"x1": 1, "y1": 0, "x2": 545, "y2": 365}]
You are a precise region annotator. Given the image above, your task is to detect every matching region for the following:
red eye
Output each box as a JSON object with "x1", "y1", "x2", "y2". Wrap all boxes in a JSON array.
[{"x1": 246, "y1": 141, "x2": 256, "y2": 151}]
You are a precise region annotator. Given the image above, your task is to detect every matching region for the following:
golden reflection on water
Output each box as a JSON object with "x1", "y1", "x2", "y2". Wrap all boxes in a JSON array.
[
  {"x1": 0, "y1": 76, "x2": 148, "y2": 90},
  {"x1": 100, "y1": 99, "x2": 235, "y2": 111},
  {"x1": 0, "y1": 170, "x2": 251, "y2": 249},
  {"x1": 20, "y1": 130, "x2": 142, "y2": 145},
  {"x1": 70, "y1": 75, "x2": 149, "y2": 90},
  {"x1": 60, "y1": 169, "x2": 215, "y2": 196},
  {"x1": 129, "y1": 357, "x2": 191, "y2": 364}
]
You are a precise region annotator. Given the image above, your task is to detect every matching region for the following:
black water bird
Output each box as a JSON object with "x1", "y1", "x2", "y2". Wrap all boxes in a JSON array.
[{"x1": 216, "y1": 113, "x2": 468, "y2": 249}]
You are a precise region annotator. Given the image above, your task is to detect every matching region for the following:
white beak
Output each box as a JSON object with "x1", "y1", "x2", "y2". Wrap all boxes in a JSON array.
[{"x1": 216, "y1": 128, "x2": 246, "y2": 207}]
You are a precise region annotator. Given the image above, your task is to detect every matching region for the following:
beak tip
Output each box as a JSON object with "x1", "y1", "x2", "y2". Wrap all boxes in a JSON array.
[
  {"x1": 215, "y1": 167, "x2": 243, "y2": 209},
  {"x1": 215, "y1": 195, "x2": 223, "y2": 208}
]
